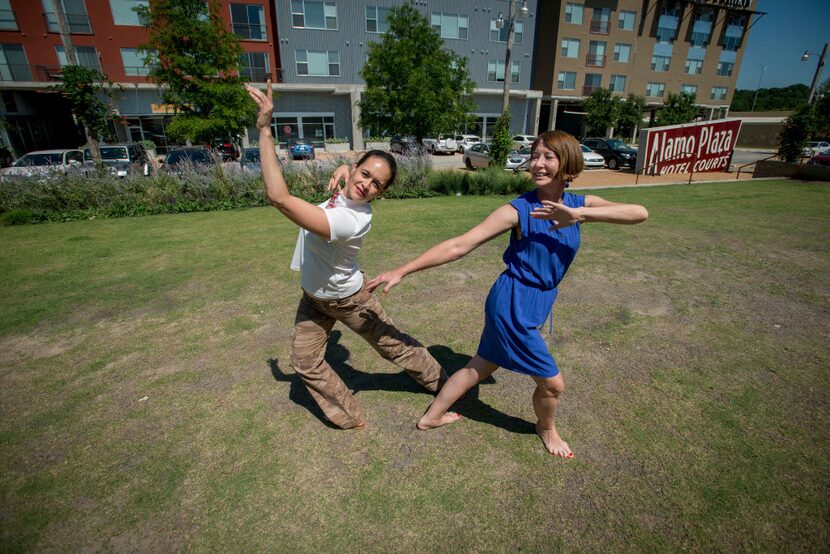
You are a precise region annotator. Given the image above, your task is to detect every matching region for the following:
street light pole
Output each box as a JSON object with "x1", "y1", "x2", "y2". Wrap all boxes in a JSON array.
[
  {"x1": 802, "y1": 43, "x2": 828, "y2": 104},
  {"x1": 750, "y1": 63, "x2": 766, "y2": 112},
  {"x1": 496, "y1": 0, "x2": 528, "y2": 114}
]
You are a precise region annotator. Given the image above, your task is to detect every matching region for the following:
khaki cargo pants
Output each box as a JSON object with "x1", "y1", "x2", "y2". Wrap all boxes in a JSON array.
[{"x1": 291, "y1": 283, "x2": 446, "y2": 429}]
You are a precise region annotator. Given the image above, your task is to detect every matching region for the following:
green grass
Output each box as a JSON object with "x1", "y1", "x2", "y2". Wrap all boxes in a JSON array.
[{"x1": 0, "y1": 179, "x2": 828, "y2": 551}]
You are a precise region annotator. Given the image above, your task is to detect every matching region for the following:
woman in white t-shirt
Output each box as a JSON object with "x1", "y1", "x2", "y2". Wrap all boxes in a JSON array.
[{"x1": 247, "y1": 82, "x2": 446, "y2": 429}]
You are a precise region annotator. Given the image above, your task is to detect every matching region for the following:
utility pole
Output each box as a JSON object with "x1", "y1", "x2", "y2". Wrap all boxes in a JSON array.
[
  {"x1": 51, "y1": 0, "x2": 102, "y2": 163},
  {"x1": 750, "y1": 63, "x2": 766, "y2": 112},
  {"x1": 803, "y1": 43, "x2": 828, "y2": 104}
]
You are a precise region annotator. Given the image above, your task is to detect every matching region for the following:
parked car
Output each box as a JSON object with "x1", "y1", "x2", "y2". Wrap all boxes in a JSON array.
[
  {"x1": 208, "y1": 139, "x2": 240, "y2": 161},
  {"x1": 162, "y1": 146, "x2": 216, "y2": 174},
  {"x1": 581, "y1": 137, "x2": 637, "y2": 170},
  {"x1": 454, "y1": 134, "x2": 482, "y2": 153},
  {"x1": 804, "y1": 141, "x2": 830, "y2": 157},
  {"x1": 422, "y1": 135, "x2": 458, "y2": 155},
  {"x1": 512, "y1": 134, "x2": 536, "y2": 150},
  {"x1": 287, "y1": 138, "x2": 315, "y2": 160},
  {"x1": 0, "y1": 148, "x2": 84, "y2": 179},
  {"x1": 463, "y1": 142, "x2": 491, "y2": 170},
  {"x1": 239, "y1": 147, "x2": 262, "y2": 174},
  {"x1": 808, "y1": 148, "x2": 830, "y2": 166},
  {"x1": 389, "y1": 135, "x2": 426, "y2": 155},
  {"x1": 81, "y1": 143, "x2": 150, "y2": 177},
  {"x1": 581, "y1": 144, "x2": 606, "y2": 169}
]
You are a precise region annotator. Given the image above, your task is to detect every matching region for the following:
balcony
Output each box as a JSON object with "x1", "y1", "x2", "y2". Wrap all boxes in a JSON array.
[
  {"x1": 589, "y1": 19, "x2": 610, "y2": 34},
  {"x1": 583, "y1": 85, "x2": 600, "y2": 96},
  {"x1": 1, "y1": 63, "x2": 33, "y2": 81},
  {"x1": 586, "y1": 54, "x2": 606, "y2": 67},
  {"x1": 232, "y1": 22, "x2": 268, "y2": 41}
]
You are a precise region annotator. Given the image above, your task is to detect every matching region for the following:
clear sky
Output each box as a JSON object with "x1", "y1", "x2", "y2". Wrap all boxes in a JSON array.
[{"x1": 736, "y1": 0, "x2": 830, "y2": 90}]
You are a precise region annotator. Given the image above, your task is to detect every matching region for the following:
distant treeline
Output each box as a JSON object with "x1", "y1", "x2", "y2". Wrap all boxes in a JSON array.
[{"x1": 730, "y1": 84, "x2": 809, "y2": 112}]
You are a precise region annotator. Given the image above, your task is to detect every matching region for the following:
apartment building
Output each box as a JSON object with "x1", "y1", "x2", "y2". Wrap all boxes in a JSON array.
[
  {"x1": 534, "y1": 0, "x2": 760, "y2": 137},
  {"x1": 0, "y1": 0, "x2": 277, "y2": 155}
]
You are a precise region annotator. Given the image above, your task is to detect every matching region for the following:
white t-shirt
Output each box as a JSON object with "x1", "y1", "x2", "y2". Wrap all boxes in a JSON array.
[{"x1": 290, "y1": 193, "x2": 372, "y2": 299}]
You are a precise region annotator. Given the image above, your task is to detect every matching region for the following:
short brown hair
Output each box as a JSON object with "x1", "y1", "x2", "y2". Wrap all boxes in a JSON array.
[{"x1": 530, "y1": 130, "x2": 584, "y2": 182}]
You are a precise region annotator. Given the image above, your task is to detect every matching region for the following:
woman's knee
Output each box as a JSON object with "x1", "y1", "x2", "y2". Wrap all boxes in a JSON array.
[{"x1": 536, "y1": 375, "x2": 565, "y2": 397}]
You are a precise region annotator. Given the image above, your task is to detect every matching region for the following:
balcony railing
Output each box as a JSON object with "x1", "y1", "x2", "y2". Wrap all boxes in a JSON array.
[
  {"x1": 586, "y1": 54, "x2": 606, "y2": 67},
  {"x1": 232, "y1": 22, "x2": 268, "y2": 41},
  {"x1": 583, "y1": 85, "x2": 600, "y2": 96},
  {"x1": 589, "y1": 20, "x2": 610, "y2": 34}
]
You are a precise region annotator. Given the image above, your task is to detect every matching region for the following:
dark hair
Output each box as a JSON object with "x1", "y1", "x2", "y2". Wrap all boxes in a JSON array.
[
  {"x1": 530, "y1": 130, "x2": 584, "y2": 182},
  {"x1": 356, "y1": 149, "x2": 397, "y2": 188}
]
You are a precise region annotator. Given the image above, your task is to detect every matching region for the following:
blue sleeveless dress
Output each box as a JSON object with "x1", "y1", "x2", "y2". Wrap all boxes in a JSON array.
[{"x1": 477, "y1": 189, "x2": 585, "y2": 378}]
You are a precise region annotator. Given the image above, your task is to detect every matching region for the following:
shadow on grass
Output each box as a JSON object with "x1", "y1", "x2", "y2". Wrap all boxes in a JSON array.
[{"x1": 268, "y1": 331, "x2": 533, "y2": 434}]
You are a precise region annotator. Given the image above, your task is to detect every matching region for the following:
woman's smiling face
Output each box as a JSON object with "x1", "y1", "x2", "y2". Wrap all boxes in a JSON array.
[
  {"x1": 343, "y1": 156, "x2": 392, "y2": 202},
  {"x1": 528, "y1": 143, "x2": 561, "y2": 186}
]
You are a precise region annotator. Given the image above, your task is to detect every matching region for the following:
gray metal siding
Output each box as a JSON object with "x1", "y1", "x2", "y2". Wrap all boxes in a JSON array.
[{"x1": 275, "y1": 0, "x2": 539, "y2": 90}]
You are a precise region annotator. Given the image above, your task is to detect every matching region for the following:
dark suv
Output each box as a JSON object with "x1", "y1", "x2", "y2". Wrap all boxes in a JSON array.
[{"x1": 581, "y1": 138, "x2": 638, "y2": 170}]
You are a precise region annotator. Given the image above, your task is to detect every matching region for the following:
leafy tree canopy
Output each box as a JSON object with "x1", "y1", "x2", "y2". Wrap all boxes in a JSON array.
[
  {"x1": 358, "y1": 5, "x2": 476, "y2": 142},
  {"x1": 137, "y1": 0, "x2": 253, "y2": 143},
  {"x1": 778, "y1": 104, "x2": 815, "y2": 162},
  {"x1": 616, "y1": 93, "x2": 645, "y2": 134},
  {"x1": 730, "y1": 83, "x2": 809, "y2": 112},
  {"x1": 583, "y1": 88, "x2": 620, "y2": 136},
  {"x1": 57, "y1": 65, "x2": 118, "y2": 140},
  {"x1": 489, "y1": 112, "x2": 513, "y2": 169},
  {"x1": 655, "y1": 92, "x2": 698, "y2": 127}
]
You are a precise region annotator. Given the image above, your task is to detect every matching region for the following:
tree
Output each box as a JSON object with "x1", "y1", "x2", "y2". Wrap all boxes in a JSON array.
[
  {"x1": 730, "y1": 84, "x2": 809, "y2": 112},
  {"x1": 583, "y1": 88, "x2": 620, "y2": 137},
  {"x1": 655, "y1": 92, "x2": 698, "y2": 127},
  {"x1": 57, "y1": 65, "x2": 119, "y2": 165},
  {"x1": 616, "y1": 93, "x2": 645, "y2": 142},
  {"x1": 778, "y1": 104, "x2": 815, "y2": 162},
  {"x1": 137, "y1": 0, "x2": 253, "y2": 144},
  {"x1": 489, "y1": 111, "x2": 513, "y2": 169},
  {"x1": 359, "y1": 5, "x2": 476, "y2": 142}
]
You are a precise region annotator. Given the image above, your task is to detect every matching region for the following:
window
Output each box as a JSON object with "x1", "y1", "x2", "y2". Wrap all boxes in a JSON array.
[
  {"x1": 587, "y1": 41, "x2": 606, "y2": 67},
  {"x1": 723, "y1": 13, "x2": 746, "y2": 51},
  {"x1": 490, "y1": 19, "x2": 523, "y2": 43},
  {"x1": 291, "y1": 0, "x2": 336, "y2": 30},
  {"x1": 716, "y1": 62, "x2": 734, "y2": 76},
  {"x1": 0, "y1": 0, "x2": 18, "y2": 30},
  {"x1": 239, "y1": 51, "x2": 269, "y2": 81},
  {"x1": 711, "y1": 87, "x2": 728, "y2": 100},
  {"x1": 557, "y1": 71, "x2": 576, "y2": 90},
  {"x1": 366, "y1": 6, "x2": 390, "y2": 33},
  {"x1": 487, "y1": 60, "x2": 519, "y2": 83},
  {"x1": 681, "y1": 84, "x2": 697, "y2": 96},
  {"x1": 120, "y1": 48, "x2": 154, "y2": 76},
  {"x1": 613, "y1": 43, "x2": 631, "y2": 63},
  {"x1": 656, "y1": 3, "x2": 680, "y2": 43},
  {"x1": 590, "y1": 7, "x2": 610, "y2": 34},
  {"x1": 273, "y1": 114, "x2": 335, "y2": 143},
  {"x1": 685, "y1": 57, "x2": 704, "y2": 75},
  {"x1": 583, "y1": 73, "x2": 602, "y2": 95},
  {"x1": 231, "y1": 4, "x2": 266, "y2": 40},
  {"x1": 42, "y1": 0, "x2": 92, "y2": 33},
  {"x1": 609, "y1": 74, "x2": 626, "y2": 93},
  {"x1": 0, "y1": 44, "x2": 31, "y2": 81},
  {"x1": 295, "y1": 50, "x2": 339, "y2": 77},
  {"x1": 565, "y1": 3, "x2": 583, "y2": 25},
  {"x1": 109, "y1": 0, "x2": 148, "y2": 26},
  {"x1": 56, "y1": 46, "x2": 100, "y2": 71},
  {"x1": 651, "y1": 55, "x2": 670, "y2": 72},
  {"x1": 690, "y1": 8, "x2": 713, "y2": 47},
  {"x1": 431, "y1": 13, "x2": 467, "y2": 39},
  {"x1": 646, "y1": 82, "x2": 665, "y2": 97},
  {"x1": 560, "y1": 38, "x2": 580, "y2": 58},
  {"x1": 618, "y1": 10, "x2": 635, "y2": 31}
]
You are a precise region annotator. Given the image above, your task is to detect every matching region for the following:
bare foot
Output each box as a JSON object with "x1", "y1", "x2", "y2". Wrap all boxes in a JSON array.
[
  {"x1": 417, "y1": 411, "x2": 461, "y2": 430},
  {"x1": 535, "y1": 422, "x2": 573, "y2": 458},
  {"x1": 350, "y1": 421, "x2": 367, "y2": 431}
]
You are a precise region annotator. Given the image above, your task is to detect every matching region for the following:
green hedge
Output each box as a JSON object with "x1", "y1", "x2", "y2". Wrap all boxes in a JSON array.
[{"x1": 0, "y1": 156, "x2": 533, "y2": 224}]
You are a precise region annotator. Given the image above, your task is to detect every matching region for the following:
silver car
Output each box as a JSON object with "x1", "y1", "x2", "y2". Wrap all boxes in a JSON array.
[{"x1": 0, "y1": 149, "x2": 84, "y2": 179}]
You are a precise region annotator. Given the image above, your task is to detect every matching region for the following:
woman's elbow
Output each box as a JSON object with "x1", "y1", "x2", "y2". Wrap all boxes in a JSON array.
[{"x1": 635, "y1": 206, "x2": 649, "y2": 223}]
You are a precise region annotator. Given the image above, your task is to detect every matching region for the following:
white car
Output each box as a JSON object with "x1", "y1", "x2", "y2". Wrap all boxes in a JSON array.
[
  {"x1": 0, "y1": 149, "x2": 84, "y2": 180},
  {"x1": 454, "y1": 134, "x2": 481, "y2": 153},
  {"x1": 804, "y1": 141, "x2": 830, "y2": 157},
  {"x1": 422, "y1": 135, "x2": 458, "y2": 155},
  {"x1": 512, "y1": 134, "x2": 536, "y2": 150},
  {"x1": 581, "y1": 144, "x2": 606, "y2": 169}
]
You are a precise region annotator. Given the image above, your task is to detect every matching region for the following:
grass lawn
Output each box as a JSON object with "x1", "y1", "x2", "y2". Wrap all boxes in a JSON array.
[{"x1": 1, "y1": 179, "x2": 828, "y2": 551}]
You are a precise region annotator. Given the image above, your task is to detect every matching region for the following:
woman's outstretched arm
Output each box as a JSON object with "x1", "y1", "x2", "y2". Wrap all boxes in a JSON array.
[
  {"x1": 366, "y1": 204, "x2": 518, "y2": 295},
  {"x1": 246, "y1": 81, "x2": 331, "y2": 239},
  {"x1": 530, "y1": 195, "x2": 648, "y2": 228}
]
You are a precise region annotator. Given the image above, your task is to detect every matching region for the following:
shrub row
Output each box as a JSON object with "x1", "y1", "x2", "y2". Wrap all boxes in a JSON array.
[{"x1": 0, "y1": 154, "x2": 533, "y2": 224}]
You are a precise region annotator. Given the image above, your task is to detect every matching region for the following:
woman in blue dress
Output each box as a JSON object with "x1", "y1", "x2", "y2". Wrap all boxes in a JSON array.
[{"x1": 367, "y1": 130, "x2": 648, "y2": 457}]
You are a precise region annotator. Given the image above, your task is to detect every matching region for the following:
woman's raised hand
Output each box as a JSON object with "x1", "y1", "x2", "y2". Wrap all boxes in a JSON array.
[
  {"x1": 328, "y1": 164, "x2": 351, "y2": 194},
  {"x1": 530, "y1": 200, "x2": 582, "y2": 229},
  {"x1": 245, "y1": 80, "x2": 274, "y2": 131}
]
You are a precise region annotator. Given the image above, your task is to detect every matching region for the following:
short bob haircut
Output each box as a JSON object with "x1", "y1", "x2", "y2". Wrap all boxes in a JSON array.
[
  {"x1": 355, "y1": 149, "x2": 397, "y2": 189},
  {"x1": 530, "y1": 130, "x2": 584, "y2": 182}
]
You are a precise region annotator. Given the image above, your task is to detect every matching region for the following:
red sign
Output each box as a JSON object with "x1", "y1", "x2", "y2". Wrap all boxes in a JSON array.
[
  {"x1": 283, "y1": 125, "x2": 292, "y2": 136},
  {"x1": 636, "y1": 118, "x2": 743, "y2": 175}
]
